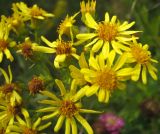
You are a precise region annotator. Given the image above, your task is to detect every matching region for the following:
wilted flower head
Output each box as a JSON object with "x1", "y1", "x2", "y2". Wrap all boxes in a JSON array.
[{"x1": 99, "y1": 113, "x2": 125, "y2": 134}]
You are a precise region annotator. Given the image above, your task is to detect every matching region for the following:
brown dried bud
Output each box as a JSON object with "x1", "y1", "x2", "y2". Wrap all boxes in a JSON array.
[
  {"x1": 140, "y1": 98, "x2": 160, "y2": 117},
  {"x1": 28, "y1": 76, "x2": 45, "y2": 95},
  {"x1": 21, "y1": 42, "x2": 33, "y2": 59}
]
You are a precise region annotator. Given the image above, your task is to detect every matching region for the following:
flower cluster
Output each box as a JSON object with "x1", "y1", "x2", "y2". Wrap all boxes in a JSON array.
[{"x1": 0, "y1": 0, "x2": 158, "y2": 134}]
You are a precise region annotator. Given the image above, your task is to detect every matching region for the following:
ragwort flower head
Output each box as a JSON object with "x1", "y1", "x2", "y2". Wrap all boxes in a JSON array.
[
  {"x1": 41, "y1": 36, "x2": 79, "y2": 68},
  {"x1": 77, "y1": 12, "x2": 139, "y2": 54},
  {"x1": 17, "y1": 37, "x2": 55, "y2": 59},
  {"x1": 28, "y1": 76, "x2": 45, "y2": 95},
  {"x1": 57, "y1": 13, "x2": 79, "y2": 39},
  {"x1": 37, "y1": 79, "x2": 100, "y2": 134},
  {"x1": 127, "y1": 38, "x2": 158, "y2": 84},
  {"x1": 0, "y1": 98, "x2": 25, "y2": 128},
  {"x1": 0, "y1": 16, "x2": 14, "y2": 62},
  {"x1": 13, "y1": 2, "x2": 54, "y2": 21},
  {"x1": 7, "y1": 109, "x2": 51, "y2": 134},
  {"x1": 81, "y1": 51, "x2": 132, "y2": 103},
  {"x1": 0, "y1": 66, "x2": 22, "y2": 105}
]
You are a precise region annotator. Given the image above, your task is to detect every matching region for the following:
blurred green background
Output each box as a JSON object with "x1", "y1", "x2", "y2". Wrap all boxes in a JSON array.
[{"x1": 0, "y1": 0, "x2": 160, "y2": 133}]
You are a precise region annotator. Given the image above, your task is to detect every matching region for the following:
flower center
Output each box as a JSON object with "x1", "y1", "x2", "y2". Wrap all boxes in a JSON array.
[
  {"x1": 28, "y1": 76, "x2": 44, "y2": 95},
  {"x1": 23, "y1": 127, "x2": 37, "y2": 134},
  {"x1": 60, "y1": 100, "x2": 78, "y2": 117},
  {"x1": 30, "y1": 5, "x2": 43, "y2": 17},
  {"x1": 1, "y1": 83, "x2": 15, "y2": 95},
  {"x1": 131, "y1": 44, "x2": 151, "y2": 64},
  {"x1": 0, "y1": 39, "x2": 8, "y2": 51},
  {"x1": 21, "y1": 42, "x2": 33, "y2": 58},
  {"x1": 96, "y1": 68, "x2": 117, "y2": 90},
  {"x1": 7, "y1": 104, "x2": 21, "y2": 116},
  {"x1": 97, "y1": 22, "x2": 118, "y2": 42},
  {"x1": 56, "y1": 41, "x2": 72, "y2": 55}
]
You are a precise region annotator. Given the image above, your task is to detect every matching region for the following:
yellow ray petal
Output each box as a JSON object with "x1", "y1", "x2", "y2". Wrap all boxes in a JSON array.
[
  {"x1": 32, "y1": 45, "x2": 56, "y2": 53},
  {"x1": 104, "y1": 91, "x2": 110, "y2": 103},
  {"x1": 113, "y1": 52, "x2": 128, "y2": 71},
  {"x1": 55, "y1": 79, "x2": 66, "y2": 95},
  {"x1": 37, "y1": 122, "x2": 52, "y2": 131},
  {"x1": 41, "y1": 36, "x2": 57, "y2": 48},
  {"x1": 73, "y1": 86, "x2": 89, "y2": 102},
  {"x1": 107, "y1": 50, "x2": 116, "y2": 67},
  {"x1": 76, "y1": 33, "x2": 97, "y2": 40},
  {"x1": 65, "y1": 118, "x2": 70, "y2": 134},
  {"x1": 131, "y1": 64, "x2": 141, "y2": 81},
  {"x1": 54, "y1": 115, "x2": 65, "y2": 132},
  {"x1": 98, "y1": 89, "x2": 105, "y2": 102},
  {"x1": 92, "y1": 40, "x2": 103, "y2": 52},
  {"x1": 79, "y1": 52, "x2": 88, "y2": 68},
  {"x1": 40, "y1": 91, "x2": 60, "y2": 101},
  {"x1": 4, "y1": 49, "x2": 14, "y2": 62},
  {"x1": 37, "y1": 107, "x2": 57, "y2": 112},
  {"x1": 85, "y1": 13, "x2": 98, "y2": 29},
  {"x1": 142, "y1": 65, "x2": 147, "y2": 84},
  {"x1": 89, "y1": 56, "x2": 100, "y2": 70},
  {"x1": 71, "y1": 117, "x2": 77, "y2": 134},
  {"x1": 33, "y1": 118, "x2": 41, "y2": 129},
  {"x1": 102, "y1": 42, "x2": 109, "y2": 59},
  {"x1": 111, "y1": 41, "x2": 122, "y2": 54},
  {"x1": 42, "y1": 111, "x2": 59, "y2": 120},
  {"x1": 85, "y1": 38, "x2": 99, "y2": 48},
  {"x1": 111, "y1": 15, "x2": 117, "y2": 23},
  {"x1": 8, "y1": 65, "x2": 12, "y2": 83},
  {"x1": 0, "y1": 67, "x2": 10, "y2": 84},
  {"x1": 0, "y1": 51, "x2": 3, "y2": 62},
  {"x1": 105, "y1": 12, "x2": 110, "y2": 22},
  {"x1": 55, "y1": 54, "x2": 66, "y2": 62},
  {"x1": 118, "y1": 21, "x2": 135, "y2": 31},
  {"x1": 86, "y1": 84, "x2": 99, "y2": 97},
  {"x1": 75, "y1": 114, "x2": 93, "y2": 134},
  {"x1": 147, "y1": 63, "x2": 158, "y2": 80},
  {"x1": 80, "y1": 109, "x2": 101, "y2": 114},
  {"x1": 116, "y1": 68, "x2": 133, "y2": 76}
]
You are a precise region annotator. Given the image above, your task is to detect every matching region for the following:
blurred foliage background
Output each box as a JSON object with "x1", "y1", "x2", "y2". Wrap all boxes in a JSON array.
[{"x1": 0, "y1": 0, "x2": 160, "y2": 133}]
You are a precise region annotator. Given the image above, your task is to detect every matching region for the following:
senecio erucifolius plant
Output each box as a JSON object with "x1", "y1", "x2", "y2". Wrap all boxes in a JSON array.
[{"x1": 0, "y1": 0, "x2": 158, "y2": 134}]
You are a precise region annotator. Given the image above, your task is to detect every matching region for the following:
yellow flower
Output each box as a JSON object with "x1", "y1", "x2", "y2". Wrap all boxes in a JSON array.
[
  {"x1": 17, "y1": 37, "x2": 55, "y2": 59},
  {"x1": 0, "y1": 66, "x2": 22, "y2": 105},
  {"x1": 57, "y1": 12, "x2": 79, "y2": 40},
  {"x1": 41, "y1": 36, "x2": 79, "y2": 68},
  {"x1": 0, "y1": 99, "x2": 25, "y2": 128},
  {"x1": 4, "y1": 5, "x2": 25, "y2": 34},
  {"x1": 69, "y1": 52, "x2": 88, "y2": 86},
  {"x1": 37, "y1": 79, "x2": 100, "y2": 134},
  {"x1": 12, "y1": 2, "x2": 54, "y2": 21},
  {"x1": 80, "y1": 0, "x2": 96, "y2": 14},
  {"x1": 77, "y1": 12, "x2": 139, "y2": 54},
  {"x1": 126, "y1": 38, "x2": 158, "y2": 84},
  {"x1": 7, "y1": 109, "x2": 51, "y2": 134},
  {"x1": 81, "y1": 51, "x2": 132, "y2": 103},
  {"x1": 0, "y1": 16, "x2": 14, "y2": 62}
]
